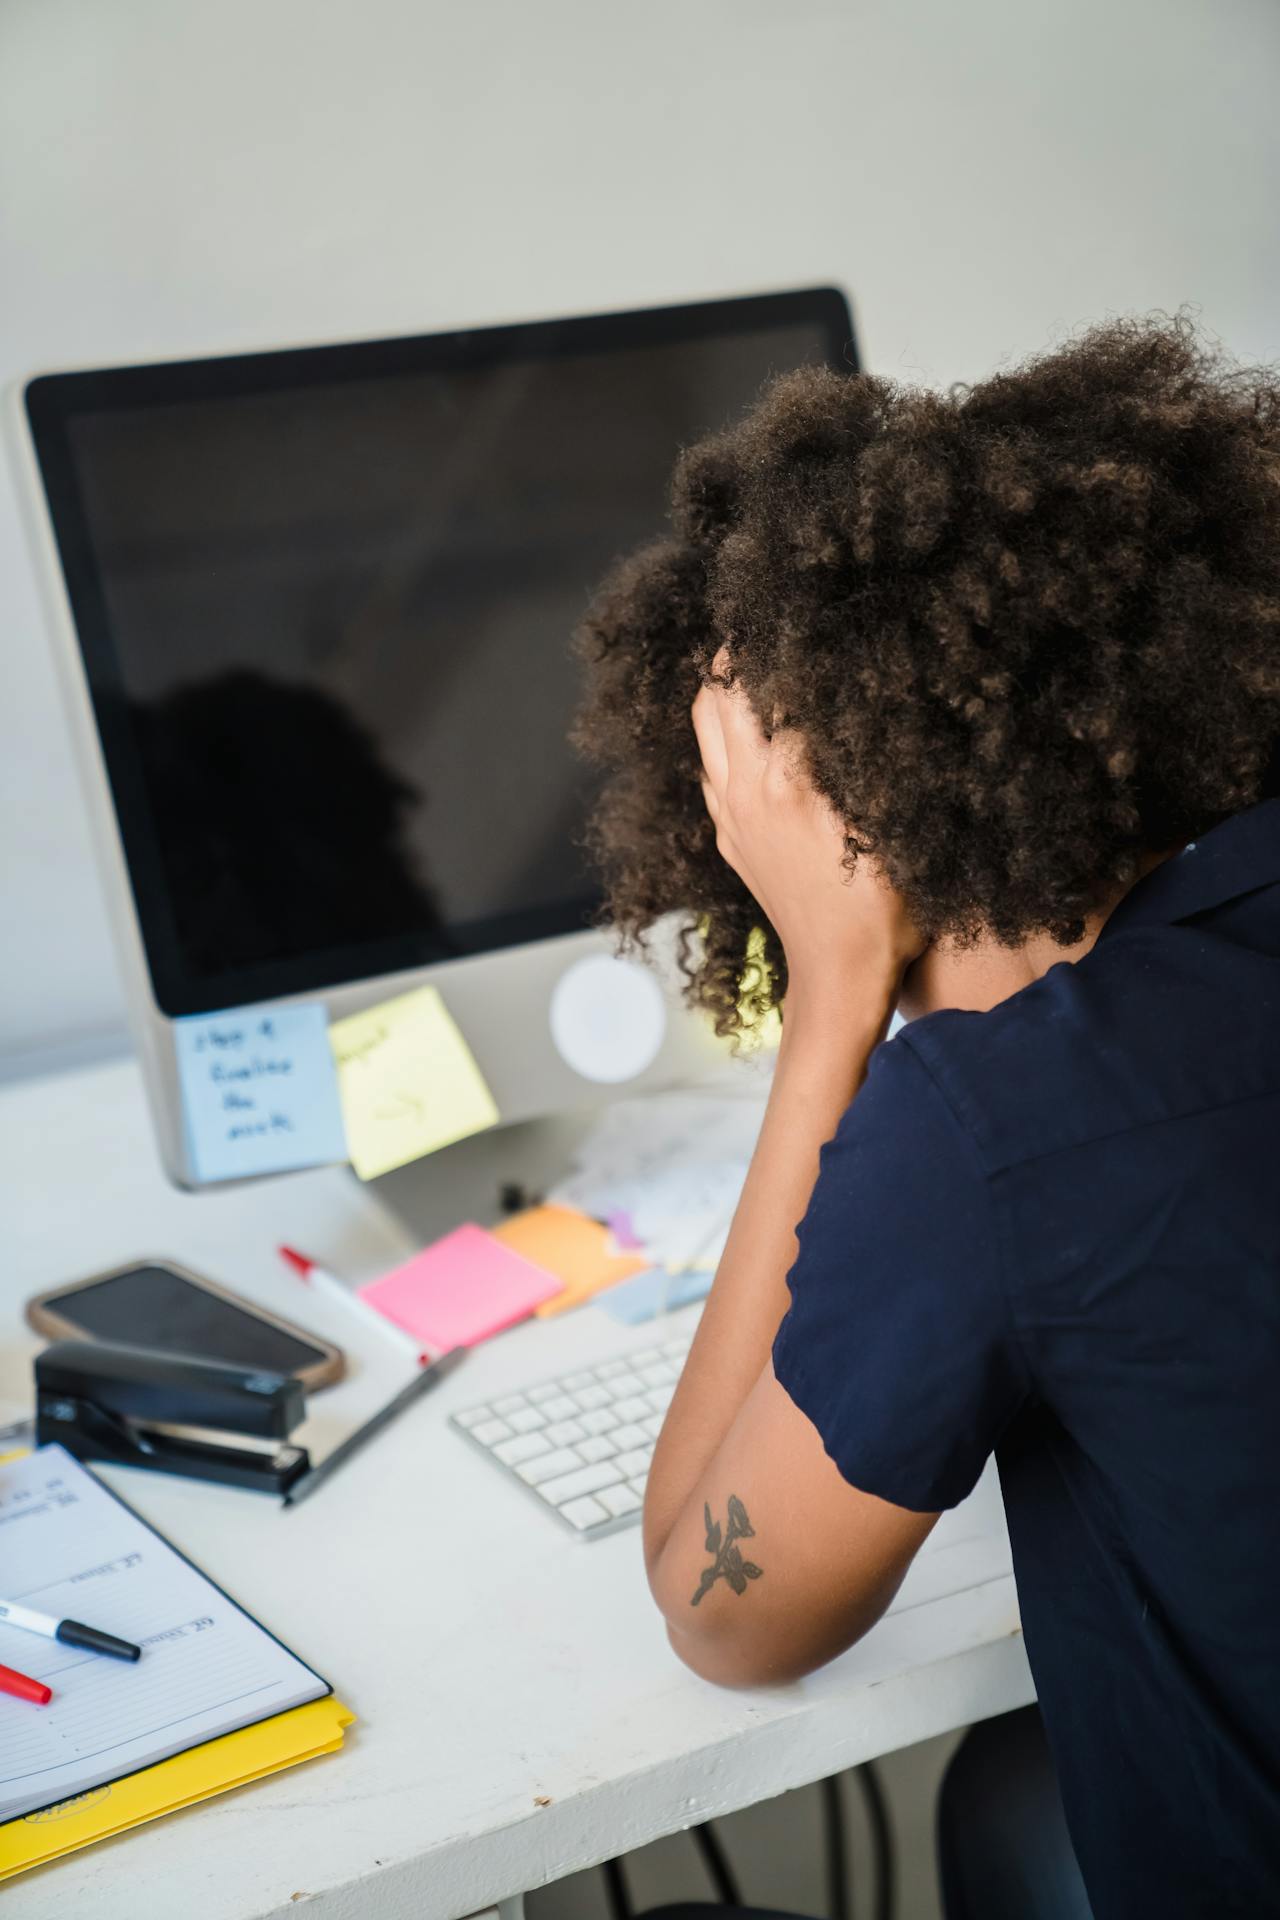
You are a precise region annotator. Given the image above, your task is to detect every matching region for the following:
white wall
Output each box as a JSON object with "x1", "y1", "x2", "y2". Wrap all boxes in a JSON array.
[{"x1": 3, "y1": 0, "x2": 1278, "y2": 1075}]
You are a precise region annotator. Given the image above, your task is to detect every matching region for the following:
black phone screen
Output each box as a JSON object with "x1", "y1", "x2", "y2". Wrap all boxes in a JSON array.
[{"x1": 46, "y1": 1266, "x2": 327, "y2": 1375}]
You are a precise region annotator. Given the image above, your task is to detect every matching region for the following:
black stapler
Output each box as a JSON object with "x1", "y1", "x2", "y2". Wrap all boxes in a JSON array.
[{"x1": 35, "y1": 1340, "x2": 312, "y2": 1495}]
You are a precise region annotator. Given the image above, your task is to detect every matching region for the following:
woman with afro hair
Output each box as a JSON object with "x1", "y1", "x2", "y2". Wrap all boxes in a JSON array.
[{"x1": 574, "y1": 316, "x2": 1280, "y2": 1920}]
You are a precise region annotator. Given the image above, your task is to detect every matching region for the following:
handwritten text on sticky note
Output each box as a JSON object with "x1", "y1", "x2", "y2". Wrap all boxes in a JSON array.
[
  {"x1": 174, "y1": 1003, "x2": 348, "y2": 1183},
  {"x1": 328, "y1": 984, "x2": 499, "y2": 1181}
]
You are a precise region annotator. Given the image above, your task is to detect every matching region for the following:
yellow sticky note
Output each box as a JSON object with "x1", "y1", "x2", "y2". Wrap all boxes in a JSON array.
[
  {"x1": 492, "y1": 1204, "x2": 649, "y2": 1317},
  {"x1": 329, "y1": 985, "x2": 499, "y2": 1181}
]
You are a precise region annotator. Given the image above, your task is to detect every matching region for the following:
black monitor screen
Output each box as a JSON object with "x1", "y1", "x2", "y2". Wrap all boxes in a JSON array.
[{"x1": 27, "y1": 289, "x2": 856, "y2": 1014}]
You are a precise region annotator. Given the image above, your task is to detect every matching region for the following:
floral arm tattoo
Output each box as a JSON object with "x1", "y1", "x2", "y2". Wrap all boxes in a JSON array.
[{"x1": 691, "y1": 1495, "x2": 763, "y2": 1606}]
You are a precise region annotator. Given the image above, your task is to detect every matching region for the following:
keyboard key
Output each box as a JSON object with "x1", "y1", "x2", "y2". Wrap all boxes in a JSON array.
[
  {"x1": 560, "y1": 1495, "x2": 610, "y2": 1531},
  {"x1": 455, "y1": 1405, "x2": 492, "y2": 1429},
  {"x1": 471, "y1": 1418, "x2": 512, "y2": 1446},
  {"x1": 528, "y1": 1382, "x2": 561, "y2": 1404},
  {"x1": 538, "y1": 1461, "x2": 624, "y2": 1506},
  {"x1": 628, "y1": 1477, "x2": 649, "y2": 1499},
  {"x1": 580, "y1": 1409, "x2": 617, "y2": 1435},
  {"x1": 596, "y1": 1359, "x2": 628, "y2": 1379},
  {"x1": 518, "y1": 1448, "x2": 584, "y2": 1486},
  {"x1": 578, "y1": 1435, "x2": 617, "y2": 1463},
  {"x1": 509, "y1": 1407, "x2": 547, "y2": 1433},
  {"x1": 562, "y1": 1372, "x2": 595, "y2": 1391},
  {"x1": 629, "y1": 1348, "x2": 661, "y2": 1369},
  {"x1": 608, "y1": 1374, "x2": 644, "y2": 1399},
  {"x1": 614, "y1": 1446, "x2": 653, "y2": 1479},
  {"x1": 662, "y1": 1339, "x2": 690, "y2": 1359},
  {"x1": 542, "y1": 1395, "x2": 579, "y2": 1421},
  {"x1": 494, "y1": 1433, "x2": 550, "y2": 1467},
  {"x1": 641, "y1": 1413, "x2": 665, "y2": 1439},
  {"x1": 544, "y1": 1419, "x2": 587, "y2": 1447},
  {"x1": 575, "y1": 1385, "x2": 611, "y2": 1411},
  {"x1": 640, "y1": 1364, "x2": 676, "y2": 1387},
  {"x1": 492, "y1": 1394, "x2": 528, "y2": 1415},
  {"x1": 599, "y1": 1482, "x2": 642, "y2": 1517},
  {"x1": 611, "y1": 1423, "x2": 647, "y2": 1451},
  {"x1": 612, "y1": 1397, "x2": 649, "y2": 1423},
  {"x1": 644, "y1": 1386, "x2": 674, "y2": 1413}
]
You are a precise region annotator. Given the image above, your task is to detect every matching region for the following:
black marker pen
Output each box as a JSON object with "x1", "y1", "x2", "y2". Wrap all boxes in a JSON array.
[{"x1": 0, "y1": 1597, "x2": 141, "y2": 1662}]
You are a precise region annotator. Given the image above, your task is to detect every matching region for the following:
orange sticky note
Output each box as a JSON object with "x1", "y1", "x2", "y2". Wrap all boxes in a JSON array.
[{"x1": 491, "y1": 1204, "x2": 648, "y2": 1317}]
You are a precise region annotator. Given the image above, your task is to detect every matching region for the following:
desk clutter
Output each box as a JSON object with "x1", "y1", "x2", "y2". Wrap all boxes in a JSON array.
[
  {"x1": 353, "y1": 1088, "x2": 766, "y2": 1344},
  {"x1": 9, "y1": 1091, "x2": 766, "y2": 1586},
  {"x1": 0, "y1": 1089, "x2": 767, "y2": 1879},
  {"x1": 0, "y1": 1446, "x2": 349, "y2": 1878}
]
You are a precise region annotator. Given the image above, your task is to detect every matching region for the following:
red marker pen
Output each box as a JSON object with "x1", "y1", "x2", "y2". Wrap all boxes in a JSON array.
[
  {"x1": 0, "y1": 1662, "x2": 53, "y2": 1706},
  {"x1": 279, "y1": 1245, "x2": 428, "y2": 1365}
]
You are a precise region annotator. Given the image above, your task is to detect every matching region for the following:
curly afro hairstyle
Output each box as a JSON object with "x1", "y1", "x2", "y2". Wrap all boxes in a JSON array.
[{"x1": 571, "y1": 314, "x2": 1280, "y2": 1039}]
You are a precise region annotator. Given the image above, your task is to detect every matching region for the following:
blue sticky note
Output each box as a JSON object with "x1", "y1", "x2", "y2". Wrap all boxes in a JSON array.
[
  {"x1": 174, "y1": 1002, "x2": 347, "y2": 1183},
  {"x1": 596, "y1": 1266, "x2": 715, "y2": 1326}
]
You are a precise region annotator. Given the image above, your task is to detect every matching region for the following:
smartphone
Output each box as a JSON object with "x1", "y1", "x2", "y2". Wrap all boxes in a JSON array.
[{"x1": 26, "y1": 1259, "x2": 344, "y2": 1394}]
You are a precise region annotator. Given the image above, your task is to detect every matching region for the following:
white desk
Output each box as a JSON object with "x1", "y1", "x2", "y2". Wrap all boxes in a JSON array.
[{"x1": 0, "y1": 1058, "x2": 1034, "y2": 1920}]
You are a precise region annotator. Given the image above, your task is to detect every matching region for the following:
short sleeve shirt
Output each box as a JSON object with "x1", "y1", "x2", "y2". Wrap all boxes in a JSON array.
[{"x1": 772, "y1": 799, "x2": 1280, "y2": 1920}]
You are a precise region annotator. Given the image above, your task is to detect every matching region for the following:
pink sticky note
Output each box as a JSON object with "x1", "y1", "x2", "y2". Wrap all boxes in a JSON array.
[{"x1": 358, "y1": 1224, "x2": 563, "y2": 1350}]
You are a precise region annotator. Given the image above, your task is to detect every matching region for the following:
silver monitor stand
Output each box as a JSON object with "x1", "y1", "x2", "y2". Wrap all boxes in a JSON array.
[{"x1": 367, "y1": 1049, "x2": 771, "y2": 1249}]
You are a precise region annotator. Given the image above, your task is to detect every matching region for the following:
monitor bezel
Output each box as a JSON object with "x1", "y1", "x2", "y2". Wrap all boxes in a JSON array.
[{"x1": 24, "y1": 286, "x2": 857, "y2": 1016}]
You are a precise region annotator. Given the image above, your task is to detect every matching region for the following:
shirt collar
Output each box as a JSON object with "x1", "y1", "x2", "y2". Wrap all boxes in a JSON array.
[{"x1": 1098, "y1": 796, "x2": 1280, "y2": 941}]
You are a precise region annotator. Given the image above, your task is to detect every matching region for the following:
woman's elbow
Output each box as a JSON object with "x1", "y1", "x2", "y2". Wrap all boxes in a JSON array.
[
  {"x1": 649, "y1": 1544, "x2": 888, "y2": 1690},
  {"x1": 650, "y1": 1550, "x2": 847, "y2": 1690},
  {"x1": 662, "y1": 1612, "x2": 849, "y2": 1690}
]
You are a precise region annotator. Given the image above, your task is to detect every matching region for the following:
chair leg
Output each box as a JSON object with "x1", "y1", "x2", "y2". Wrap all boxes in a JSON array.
[
  {"x1": 820, "y1": 1774, "x2": 851, "y2": 1920},
  {"x1": 692, "y1": 1821, "x2": 742, "y2": 1905},
  {"x1": 601, "y1": 1765, "x2": 893, "y2": 1920},
  {"x1": 853, "y1": 1762, "x2": 895, "y2": 1920},
  {"x1": 601, "y1": 1852, "x2": 633, "y2": 1920}
]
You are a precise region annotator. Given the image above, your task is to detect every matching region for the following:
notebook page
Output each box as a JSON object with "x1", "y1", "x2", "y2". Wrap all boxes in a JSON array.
[{"x1": 0, "y1": 1447, "x2": 327, "y2": 1822}]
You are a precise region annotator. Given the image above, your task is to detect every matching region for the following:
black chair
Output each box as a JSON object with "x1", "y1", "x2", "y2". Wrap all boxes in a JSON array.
[{"x1": 608, "y1": 1759, "x2": 895, "y2": 1920}]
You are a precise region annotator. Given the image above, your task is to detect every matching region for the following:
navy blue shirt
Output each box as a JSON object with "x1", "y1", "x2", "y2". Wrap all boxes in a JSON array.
[{"x1": 773, "y1": 800, "x2": 1280, "y2": 1920}]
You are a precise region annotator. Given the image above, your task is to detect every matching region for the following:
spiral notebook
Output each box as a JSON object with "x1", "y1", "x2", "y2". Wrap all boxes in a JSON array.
[{"x1": 0, "y1": 1445, "x2": 332, "y2": 1825}]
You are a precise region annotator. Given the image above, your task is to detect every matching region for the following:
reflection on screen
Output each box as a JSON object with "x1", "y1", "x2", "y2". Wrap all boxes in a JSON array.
[{"x1": 66, "y1": 325, "x2": 831, "y2": 987}]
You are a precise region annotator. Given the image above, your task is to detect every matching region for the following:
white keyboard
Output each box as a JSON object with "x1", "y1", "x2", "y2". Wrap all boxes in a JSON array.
[{"x1": 450, "y1": 1331, "x2": 694, "y2": 1539}]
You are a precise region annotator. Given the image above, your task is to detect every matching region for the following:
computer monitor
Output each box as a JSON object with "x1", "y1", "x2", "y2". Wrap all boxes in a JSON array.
[{"x1": 13, "y1": 287, "x2": 857, "y2": 1189}]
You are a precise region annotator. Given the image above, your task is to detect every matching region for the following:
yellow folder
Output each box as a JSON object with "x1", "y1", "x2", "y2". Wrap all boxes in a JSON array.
[{"x1": 0, "y1": 1695, "x2": 355, "y2": 1881}]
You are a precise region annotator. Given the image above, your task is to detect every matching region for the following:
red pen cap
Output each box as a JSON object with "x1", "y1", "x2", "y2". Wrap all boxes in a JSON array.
[{"x1": 0, "y1": 1662, "x2": 53, "y2": 1706}]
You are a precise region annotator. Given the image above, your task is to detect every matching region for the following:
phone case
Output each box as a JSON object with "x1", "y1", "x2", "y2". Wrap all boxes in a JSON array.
[{"x1": 25, "y1": 1257, "x2": 345, "y2": 1394}]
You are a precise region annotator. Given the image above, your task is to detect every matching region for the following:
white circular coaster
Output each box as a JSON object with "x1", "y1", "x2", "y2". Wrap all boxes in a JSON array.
[{"x1": 548, "y1": 952, "x2": 668, "y2": 1084}]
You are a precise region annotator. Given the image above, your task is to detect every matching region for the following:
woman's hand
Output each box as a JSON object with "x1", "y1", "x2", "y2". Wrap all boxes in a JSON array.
[{"x1": 691, "y1": 653, "x2": 925, "y2": 1007}]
